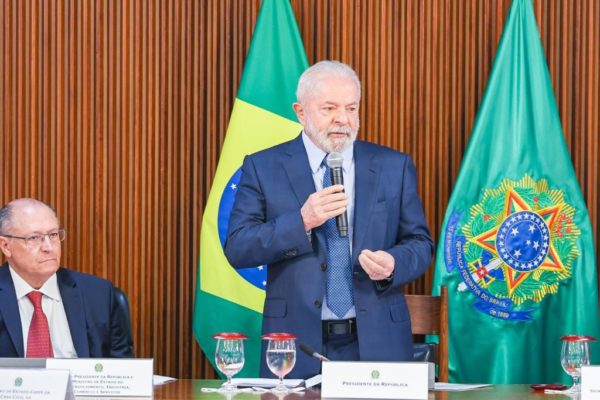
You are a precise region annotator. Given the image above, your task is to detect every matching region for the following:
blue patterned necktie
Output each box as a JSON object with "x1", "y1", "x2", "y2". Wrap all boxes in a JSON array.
[{"x1": 322, "y1": 159, "x2": 354, "y2": 318}]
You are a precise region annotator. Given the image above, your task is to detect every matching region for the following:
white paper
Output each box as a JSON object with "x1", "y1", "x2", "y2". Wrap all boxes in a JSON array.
[
  {"x1": 304, "y1": 374, "x2": 322, "y2": 389},
  {"x1": 230, "y1": 377, "x2": 304, "y2": 388},
  {"x1": 153, "y1": 374, "x2": 177, "y2": 385},
  {"x1": 434, "y1": 382, "x2": 493, "y2": 391}
]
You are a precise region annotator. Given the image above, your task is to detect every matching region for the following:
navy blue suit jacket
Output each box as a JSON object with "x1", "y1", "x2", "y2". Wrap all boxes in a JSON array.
[
  {"x1": 225, "y1": 134, "x2": 434, "y2": 378},
  {"x1": 0, "y1": 264, "x2": 133, "y2": 358}
]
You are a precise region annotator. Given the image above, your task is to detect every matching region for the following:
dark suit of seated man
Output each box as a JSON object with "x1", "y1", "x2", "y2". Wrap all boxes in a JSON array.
[{"x1": 0, "y1": 198, "x2": 133, "y2": 358}]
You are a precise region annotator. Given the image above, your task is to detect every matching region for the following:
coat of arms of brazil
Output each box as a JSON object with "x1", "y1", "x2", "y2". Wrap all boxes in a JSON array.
[{"x1": 444, "y1": 175, "x2": 580, "y2": 320}]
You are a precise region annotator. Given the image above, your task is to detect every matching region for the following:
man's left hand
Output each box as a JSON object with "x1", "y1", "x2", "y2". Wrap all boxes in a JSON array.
[{"x1": 358, "y1": 249, "x2": 395, "y2": 281}]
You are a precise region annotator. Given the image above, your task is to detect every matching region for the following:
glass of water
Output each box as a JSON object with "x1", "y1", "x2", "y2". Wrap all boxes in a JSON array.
[
  {"x1": 560, "y1": 335, "x2": 595, "y2": 393},
  {"x1": 213, "y1": 332, "x2": 248, "y2": 392},
  {"x1": 263, "y1": 332, "x2": 297, "y2": 393}
]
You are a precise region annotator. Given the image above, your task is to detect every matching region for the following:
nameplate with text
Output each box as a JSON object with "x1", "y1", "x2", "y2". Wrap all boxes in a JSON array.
[
  {"x1": 46, "y1": 358, "x2": 153, "y2": 397},
  {"x1": 321, "y1": 361, "x2": 429, "y2": 399},
  {"x1": 0, "y1": 368, "x2": 73, "y2": 400},
  {"x1": 582, "y1": 366, "x2": 600, "y2": 399}
]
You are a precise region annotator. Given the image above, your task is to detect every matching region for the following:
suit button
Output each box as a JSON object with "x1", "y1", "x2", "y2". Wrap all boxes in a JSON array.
[
  {"x1": 314, "y1": 300, "x2": 322, "y2": 308},
  {"x1": 320, "y1": 263, "x2": 327, "y2": 271}
]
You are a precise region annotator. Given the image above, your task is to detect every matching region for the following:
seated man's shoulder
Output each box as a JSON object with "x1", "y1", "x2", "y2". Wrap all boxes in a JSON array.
[{"x1": 57, "y1": 268, "x2": 113, "y2": 291}]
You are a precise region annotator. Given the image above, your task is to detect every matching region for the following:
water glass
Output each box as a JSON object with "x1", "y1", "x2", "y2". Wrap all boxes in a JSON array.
[
  {"x1": 560, "y1": 334, "x2": 595, "y2": 393},
  {"x1": 263, "y1": 332, "x2": 297, "y2": 393},
  {"x1": 213, "y1": 332, "x2": 248, "y2": 392}
]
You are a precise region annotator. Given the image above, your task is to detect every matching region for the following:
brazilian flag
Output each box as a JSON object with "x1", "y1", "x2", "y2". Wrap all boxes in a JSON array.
[
  {"x1": 193, "y1": 0, "x2": 308, "y2": 377},
  {"x1": 432, "y1": 0, "x2": 600, "y2": 383}
]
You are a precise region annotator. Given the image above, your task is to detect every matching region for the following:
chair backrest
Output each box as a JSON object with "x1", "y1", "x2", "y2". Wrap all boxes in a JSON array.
[
  {"x1": 405, "y1": 285, "x2": 448, "y2": 381},
  {"x1": 113, "y1": 286, "x2": 134, "y2": 356}
]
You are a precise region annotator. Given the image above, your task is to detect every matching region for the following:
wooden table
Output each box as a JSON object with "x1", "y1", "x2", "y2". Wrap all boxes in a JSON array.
[{"x1": 153, "y1": 380, "x2": 574, "y2": 399}]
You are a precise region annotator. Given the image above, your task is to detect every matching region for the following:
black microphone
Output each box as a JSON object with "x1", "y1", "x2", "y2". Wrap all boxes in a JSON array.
[
  {"x1": 326, "y1": 152, "x2": 348, "y2": 237},
  {"x1": 299, "y1": 343, "x2": 330, "y2": 362}
]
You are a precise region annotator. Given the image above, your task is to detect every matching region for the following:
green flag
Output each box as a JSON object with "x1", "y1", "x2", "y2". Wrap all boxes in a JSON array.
[
  {"x1": 433, "y1": 0, "x2": 600, "y2": 384},
  {"x1": 193, "y1": 0, "x2": 308, "y2": 377}
]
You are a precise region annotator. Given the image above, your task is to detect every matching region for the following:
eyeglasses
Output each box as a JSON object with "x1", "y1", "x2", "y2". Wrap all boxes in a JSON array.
[{"x1": 0, "y1": 229, "x2": 66, "y2": 248}]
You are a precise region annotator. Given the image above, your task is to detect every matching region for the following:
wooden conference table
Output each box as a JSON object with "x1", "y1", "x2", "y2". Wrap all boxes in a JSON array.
[{"x1": 152, "y1": 380, "x2": 575, "y2": 399}]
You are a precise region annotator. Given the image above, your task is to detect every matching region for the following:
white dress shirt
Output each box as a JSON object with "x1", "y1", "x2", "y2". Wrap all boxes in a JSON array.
[
  {"x1": 301, "y1": 131, "x2": 357, "y2": 320},
  {"x1": 9, "y1": 266, "x2": 78, "y2": 357}
]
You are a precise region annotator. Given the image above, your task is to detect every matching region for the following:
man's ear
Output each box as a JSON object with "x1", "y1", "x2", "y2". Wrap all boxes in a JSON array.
[
  {"x1": 0, "y1": 237, "x2": 11, "y2": 258},
  {"x1": 292, "y1": 102, "x2": 305, "y2": 125}
]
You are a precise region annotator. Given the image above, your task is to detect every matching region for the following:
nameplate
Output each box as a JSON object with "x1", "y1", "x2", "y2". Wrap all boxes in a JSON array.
[
  {"x1": 582, "y1": 366, "x2": 600, "y2": 399},
  {"x1": 321, "y1": 361, "x2": 429, "y2": 399},
  {"x1": 0, "y1": 368, "x2": 74, "y2": 400},
  {"x1": 46, "y1": 358, "x2": 153, "y2": 397}
]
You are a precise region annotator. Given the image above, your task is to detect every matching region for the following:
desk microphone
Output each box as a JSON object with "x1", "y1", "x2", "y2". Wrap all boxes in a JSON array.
[
  {"x1": 299, "y1": 343, "x2": 330, "y2": 362},
  {"x1": 326, "y1": 152, "x2": 348, "y2": 237}
]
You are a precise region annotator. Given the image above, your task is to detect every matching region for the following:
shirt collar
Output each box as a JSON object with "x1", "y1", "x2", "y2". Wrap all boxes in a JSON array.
[
  {"x1": 301, "y1": 131, "x2": 354, "y2": 173},
  {"x1": 8, "y1": 266, "x2": 61, "y2": 301}
]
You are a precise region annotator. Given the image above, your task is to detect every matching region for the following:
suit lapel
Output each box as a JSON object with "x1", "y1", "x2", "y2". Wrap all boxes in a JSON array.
[
  {"x1": 57, "y1": 269, "x2": 90, "y2": 357},
  {"x1": 0, "y1": 264, "x2": 25, "y2": 357},
  {"x1": 352, "y1": 142, "x2": 379, "y2": 267},
  {"x1": 282, "y1": 134, "x2": 317, "y2": 207},
  {"x1": 282, "y1": 134, "x2": 328, "y2": 253}
]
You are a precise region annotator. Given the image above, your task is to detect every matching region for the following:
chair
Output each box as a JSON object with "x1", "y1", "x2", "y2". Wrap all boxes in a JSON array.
[
  {"x1": 114, "y1": 286, "x2": 135, "y2": 356},
  {"x1": 406, "y1": 285, "x2": 448, "y2": 381}
]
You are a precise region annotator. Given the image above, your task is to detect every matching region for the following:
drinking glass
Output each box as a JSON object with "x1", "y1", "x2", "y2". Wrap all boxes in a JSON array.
[
  {"x1": 213, "y1": 332, "x2": 248, "y2": 392},
  {"x1": 560, "y1": 335, "x2": 595, "y2": 393},
  {"x1": 263, "y1": 333, "x2": 297, "y2": 393}
]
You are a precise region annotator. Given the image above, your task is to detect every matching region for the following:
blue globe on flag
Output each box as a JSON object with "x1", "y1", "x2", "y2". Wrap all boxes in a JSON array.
[{"x1": 217, "y1": 169, "x2": 267, "y2": 290}]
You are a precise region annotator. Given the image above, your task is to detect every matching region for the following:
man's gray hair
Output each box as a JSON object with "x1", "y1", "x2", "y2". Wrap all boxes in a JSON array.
[
  {"x1": 0, "y1": 205, "x2": 11, "y2": 235},
  {"x1": 296, "y1": 60, "x2": 361, "y2": 104},
  {"x1": 0, "y1": 199, "x2": 59, "y2": 235}
]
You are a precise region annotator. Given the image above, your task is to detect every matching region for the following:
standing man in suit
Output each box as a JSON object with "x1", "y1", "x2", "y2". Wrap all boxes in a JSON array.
[
  {"x1": 0, "y1": 198, "x2": 133, "y2": 358},
  {"x1": 225, "y1": 61, "x2": 434, "y2": 378}
]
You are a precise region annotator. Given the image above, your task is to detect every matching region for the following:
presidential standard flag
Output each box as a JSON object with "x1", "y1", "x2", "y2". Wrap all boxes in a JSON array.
[
  {"x1": 432, "y1": 0, "x2": 600, "y2": 383},
  {"x1": 192, "y1": 0, "x2": 308, "y2": 377}
]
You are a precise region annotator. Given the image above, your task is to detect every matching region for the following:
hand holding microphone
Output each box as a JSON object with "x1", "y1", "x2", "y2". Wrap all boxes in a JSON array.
[
  {"x1": 300, "y1": 153, "x2": 348, "y2": 232},
  {"x1": 300, "y1": 152, "x2": 348, "y2": 234}
]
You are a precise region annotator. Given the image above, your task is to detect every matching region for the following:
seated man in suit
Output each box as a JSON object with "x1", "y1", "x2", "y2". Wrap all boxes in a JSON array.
[
  {"x1": 225, "y1": 61, "x2": 433, "y2": 378},
  {"x1": 0, "y1": 198, "x2": 133, "y2": 358}
]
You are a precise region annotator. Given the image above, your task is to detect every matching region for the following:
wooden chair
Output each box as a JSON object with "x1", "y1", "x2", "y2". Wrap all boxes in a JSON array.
[{"x1": 405, "y1": 285, "x2": 449, "y2": 381}]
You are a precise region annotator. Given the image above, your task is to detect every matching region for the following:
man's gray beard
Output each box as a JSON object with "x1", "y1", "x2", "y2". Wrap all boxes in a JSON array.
[{"x1": 305, "y1": 120, "x2": 359, "y2": 153}]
